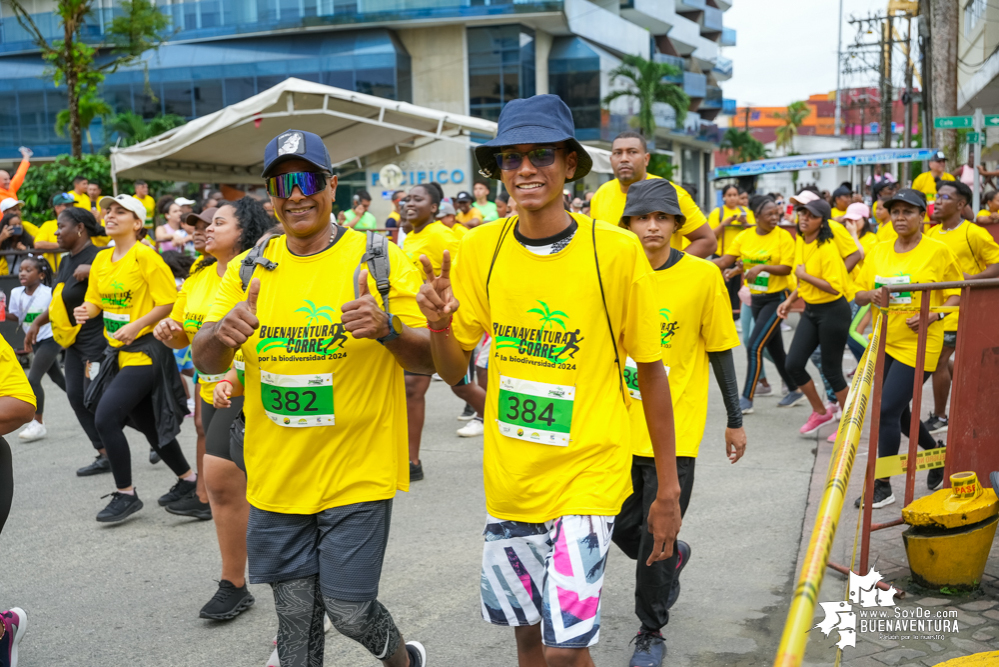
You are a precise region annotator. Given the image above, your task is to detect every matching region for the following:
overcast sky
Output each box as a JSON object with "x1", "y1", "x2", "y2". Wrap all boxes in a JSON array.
[{"x1": 722, "y1": 0, "x2": 904, "y2": 107}]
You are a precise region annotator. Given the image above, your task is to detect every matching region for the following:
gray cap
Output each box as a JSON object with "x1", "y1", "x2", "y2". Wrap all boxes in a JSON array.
[{"x1": 620, "y1": 179, "x2": 685, "y2": 226}]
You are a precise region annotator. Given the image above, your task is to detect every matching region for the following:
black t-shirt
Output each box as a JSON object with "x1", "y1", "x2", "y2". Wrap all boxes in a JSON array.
[{"x1": 55, "y1": 243, "x2": 107, "y2": 358}]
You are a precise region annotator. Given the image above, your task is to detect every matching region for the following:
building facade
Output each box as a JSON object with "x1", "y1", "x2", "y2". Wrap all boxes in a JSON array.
[
  {"x1": 958, "y1": 0, "x2": 999, "y2": 155},
  {"x1": 1, "y1": 0, "x2": 737, "y2": 211}
]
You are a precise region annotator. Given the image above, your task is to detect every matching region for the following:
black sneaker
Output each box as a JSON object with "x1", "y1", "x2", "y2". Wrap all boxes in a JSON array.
[
  {"x1": 149, "y1": 448, "x2": 161, "y2": 464},
  {"x1": 76, "y1": 454, "x2": 111, "y2": 477},
  {"x1": 666, "y1": 540, "x2": 691, "y2": 610},
  {"x1": 410, "y1": 461, "x2": 424, "y2": 482},
  {"x1": 925, "y1": 414, "x2": 948, "y2": 434},
  {"x1": 199, "y1": 580, "x2": 255, "y2": 620},
  {"x1": 854, "y1": 479, "x2": 895, "y2": 509},
  {"x1": 405, "y1": 641, "x2": 426, "y2": 667},
  {"x1": 629, "y1": 628, "x2": 666, "y2": 667},
  {"x1": 458, "y1": 404, "x2": 475, "y2": 421},
  {"x1": 165, "y1": 490, "x2": 212, "y2": 520},
  {"x1": 927, "y1": 441, "x2": 946, "y2": 490},
  {"x1": 96, "y1": 491, "x2": 143, "y2": 523},
  {"x1": 158, "y1": 478, "x2": 197, "y2": 506}
]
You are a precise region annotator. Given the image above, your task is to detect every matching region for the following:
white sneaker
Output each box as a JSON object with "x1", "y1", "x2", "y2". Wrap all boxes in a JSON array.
[
  {"x1": 457, "y1": 419, "x2": 484, "y2": 437},
  {"x1": 186, "y1": 397, "x2": 196, "y2": 414},
  {"x1": 780, "y1": 322, "x2": 792, "y2": 332},
  {"x1": 18, "y1": 421, "x2": 46, "y2": 442}
]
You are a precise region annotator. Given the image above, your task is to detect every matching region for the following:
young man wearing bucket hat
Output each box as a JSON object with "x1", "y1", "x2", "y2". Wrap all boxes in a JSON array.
[
  {"x1": 416, "y1": 94, "x2": 682, "y2": 666},
  {"x1": 616, "y1": 178, "x2": 745, "y2": 667},
  {"x1": 194, "y1": 129, "x2": 432, "y2": 667}
]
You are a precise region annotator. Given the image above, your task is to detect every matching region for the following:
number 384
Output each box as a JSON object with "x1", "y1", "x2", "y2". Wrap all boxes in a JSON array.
[{"x1": 505, "y1": 396, "x2": 556, "y2": 427}]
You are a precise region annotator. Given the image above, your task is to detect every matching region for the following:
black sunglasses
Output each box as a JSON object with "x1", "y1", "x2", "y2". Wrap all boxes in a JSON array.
[{"x1": 494, "y1": 147, "x2": 565, "y2": 171}]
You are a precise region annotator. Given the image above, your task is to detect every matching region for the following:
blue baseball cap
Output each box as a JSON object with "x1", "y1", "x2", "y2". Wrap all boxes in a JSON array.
[
  {"x1": 475, "y1": 95, "x2": 592, "y2": 182},
  {"x1": 261, "y1": 129, "x2": 333, "y2": 179}
]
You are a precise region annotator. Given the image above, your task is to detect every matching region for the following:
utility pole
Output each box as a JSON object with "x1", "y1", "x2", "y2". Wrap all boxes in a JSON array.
[
  {"x1": 744, "y1": 105, "x2": 750, "y2": 131},
  {"x1": 835, "y1": 0, "x2": 844, "y2": 135},
  {"x1": 880, "y1": 15, "x2": 893, "y2": 149},
  {"x1": 903, "y1": 16, "x2": 914, "y2": 149}
]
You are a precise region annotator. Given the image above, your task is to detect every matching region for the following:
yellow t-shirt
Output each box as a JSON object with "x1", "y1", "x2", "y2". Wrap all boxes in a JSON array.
[
  {"x1": 829, "y1": 220, "x2": 860, "y2": 261},
  {"x1": 84, "y1": 241, "x2": 177, "y2": 367},
  {"x1": 401, "y1": 220, "x2": 459, "y2": 274},
  {"x1": 71, "y1": 192, "x2": 92, "y2": 212},
  {"x1": 858, "y1": 236, "x2": 962, "y2": 371},
  {"x1": 978, "y1": 209, "x2": 997, "y2": 221},
  {"x1": 831, "y1": 207, "x2": 848, "y2": 219},
  {"x1": 137, "y1": 194, "x2": 156, "y2": 225},
  {"x1": 170, "y1": 264, "x2": 224, "y2": 402},
  {"x1": 925, "y1": 222, "x2": 999, "y2": 333},
  {"x1": 626, "y1": 253, "x2": 740, "y2": 459},
  {"x1": 848, "y1": 231, "x2": 880, "y2": 293},
  {"x1": 589, "y1": 174, "x2": 707, "y2": 251},
  {"x1": 707, "y1": 205, "x2": 756, "y2": 256},
  {"x1": 455, "y1": 208, "x2": 481, "y2": 226},
  {"x1": 794, "y1": 235, "x2": 849, "y2": 304},
  {"x1": 33, "y1": 219, "x2": 62, "y2": 271},
  {"x1": 450, "y1": 223, "x2": 470, "y2": 240},
  {"x1": 450, "y1": 213, "x2": 662, "y2": 522},
  {"x1": 725, "y1": 226, "x2": 796, "y2": 294},
  {"x1": 204, "y1": 229, "x2": 425, "y2": 514},
  {"x1": 0, "y1": 335, "x2": 36, "y2": 411}
]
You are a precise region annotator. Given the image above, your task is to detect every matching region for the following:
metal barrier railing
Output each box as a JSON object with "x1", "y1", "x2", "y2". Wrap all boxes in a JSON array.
[{"x1": 773, "y1": 277, "x2": 999, "y2": 666}]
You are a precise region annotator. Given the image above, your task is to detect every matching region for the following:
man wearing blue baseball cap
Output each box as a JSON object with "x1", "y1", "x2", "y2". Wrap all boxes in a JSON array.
[
  {"x1": 417, "y1": 95, "x2": 682, "y2": 666},
  {"x1": 194, "y1": 129, "x2": 433, "y2": 667}
]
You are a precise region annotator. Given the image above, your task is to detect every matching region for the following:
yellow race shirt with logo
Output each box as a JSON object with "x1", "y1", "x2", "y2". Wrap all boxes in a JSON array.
[
  {"x1": 858, "y1": 236, "x2": 962, "y2": 371},
  {"x1": 451, "y1": 213, "x2": 662, "y2": 523},
  {"x1": 204, "y1": 229, "x2": 425, "y2": 514},
  {"x1": 912, "y1": 171, "x2": 954, "y2": 204},
  {"x1": 626, "y1": 253, "x2": 740, "y2": 459},
  {"x1": 33, "y1": 219, "x2": 62, "y2": 271},
  {"x1": 170, "y1": 264, "x2": 224, "y2": 402},
  {"x1": 401, "y1": 220, "x2": 459, "y2": 274},
  {"x1": 84, "y1": 241, "x2": 177, "y2": 367},
  {"x1": 589, "y1": 174, "x2": 707, "y2": 251},
  {"x1": 137, "y1": 194, "x2": 156, "y2": 226},
  {"x1": 0, "y1": 335, "x2": 36, "y2": 410},
  {"x1": 726, "y1": 226, "x2": 796, "y2": 294},
  {"x1": 794, "y1": 235, "x2": 849, "y2": 304},
  {"x1": 707, "y1": 205, "x2": 756, "y2": 257},
  {"x1": 925, "y1": 222, "x2": 999, "y2": 333}
]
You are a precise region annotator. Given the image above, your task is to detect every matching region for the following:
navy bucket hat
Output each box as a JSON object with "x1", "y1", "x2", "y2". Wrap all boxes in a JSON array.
[
  {"x1": 620, "y1": 179, "x2": 686, "y2": 229},
  {"x1": 475, "y1": 95, "x2": 593, "y2": 182}
]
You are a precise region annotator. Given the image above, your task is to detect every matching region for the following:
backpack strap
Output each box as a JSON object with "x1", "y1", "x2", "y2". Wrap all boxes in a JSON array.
[
  {"x1": 592, "y1": 220, "x2": 624, "y2": 401},
  {"x1": 354, "y1": 231, "x2": 391, "y2": 312},
  {"x1": 240, "y1": 236, "x2": 279, "y2": 291}
]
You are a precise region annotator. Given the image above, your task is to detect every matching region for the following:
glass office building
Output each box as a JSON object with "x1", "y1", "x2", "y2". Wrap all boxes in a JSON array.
[{"x1": 0, "y1": 0, "x2": 737, "y2": 207}]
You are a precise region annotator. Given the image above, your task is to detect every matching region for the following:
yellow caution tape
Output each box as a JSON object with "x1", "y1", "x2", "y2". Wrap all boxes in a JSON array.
[
  {"x1": 874, "y1": 448, "x2": 946, "y2": 479},
  {"x1": 773, "y1": 315, "x2": 884, "y2": 667}
]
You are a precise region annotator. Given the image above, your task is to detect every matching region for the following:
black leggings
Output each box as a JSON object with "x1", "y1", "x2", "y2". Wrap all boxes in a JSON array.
[
  {"x1": 0, "y1": 437, "x2": 11, "y2": 536},
  {"x1": 26, "y1": 337, "x2": 66, "y2": 415},
  {"x1": 743, "y1": 292, "x2": 796, "y2": 400},
  {"x1": 64, "y1": 346, "x2": 102, "y2": 450},
  {"x1": 785, "y1": 297, "x2": 851, "y2": 394},
  {"x1": 94, "y1": 364, "x2": 191, "y2": 489},
  {"x1": 877, "y1": 354, "x2": 939, "y2": 470},
  {"x1": 201, "y1": 396, "x2": 244, "y2": 460}
]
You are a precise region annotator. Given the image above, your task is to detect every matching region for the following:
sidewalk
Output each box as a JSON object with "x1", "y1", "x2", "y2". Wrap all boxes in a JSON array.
[{"x1": 798, "y1": 379, "x2": 999, "y2": 666}]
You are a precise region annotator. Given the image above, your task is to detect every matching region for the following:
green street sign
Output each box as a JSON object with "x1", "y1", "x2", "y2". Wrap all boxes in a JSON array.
[
  {"x1": 985, "y1": 115, "x2": 999, "y2": 127},
  {"x1": 934, "y1": 116, "x2": 974, "y2": 129},
  {"x1": 968, "y1": 132, "x2": 982, "y2": 144}
]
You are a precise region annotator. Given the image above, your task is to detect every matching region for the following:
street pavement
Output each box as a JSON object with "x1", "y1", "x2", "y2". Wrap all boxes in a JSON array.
[{"x1": 2, "y1": 329, "x2": 820, "y2": 666}]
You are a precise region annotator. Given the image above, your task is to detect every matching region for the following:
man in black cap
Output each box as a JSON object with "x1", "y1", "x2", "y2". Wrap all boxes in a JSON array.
[
  {"x1": 616, "y1": 178, "x2": 746, "y2": 667},
  {"x1": 416, "y1": 95, "x2": 682, "y2": 666},
  {"x1": 194, "y1": 129, "x2": 432, "y2": 667},
  {"x1": 453, "y1": 189, "x2": 482, "y2": 228}
]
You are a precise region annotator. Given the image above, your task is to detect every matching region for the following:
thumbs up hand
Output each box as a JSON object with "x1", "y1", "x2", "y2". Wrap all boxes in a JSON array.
[
  {"x1": 215, "y1": 277, "x2": 261, "y2": 349},
  {"x1": 341, "y1": 269, "x2": 391, "y2": 340}
]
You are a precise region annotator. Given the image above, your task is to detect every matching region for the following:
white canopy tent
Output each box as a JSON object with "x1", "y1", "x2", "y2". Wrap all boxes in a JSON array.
[{"x1": 110, "y1": 77, "x2": 613, "y2": 188}]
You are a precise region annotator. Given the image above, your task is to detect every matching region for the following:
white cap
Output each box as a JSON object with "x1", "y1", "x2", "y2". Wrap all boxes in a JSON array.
[
  {"x1": 175, "y1": 197, "x2": 196, "y2": 207},
  {"x1": 789, "y1": 190, "x2": 820, "y2": 207},
  {"x1": 99, "y1": 194, "x2": 147, "y2": 222},
  {"x1": 0, "y1": 198, "x2": 24, "y2": 213}
]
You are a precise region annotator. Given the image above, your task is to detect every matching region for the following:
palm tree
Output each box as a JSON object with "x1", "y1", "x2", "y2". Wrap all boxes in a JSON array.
[
  {"x1": 55, "y1": 90, "x2": 112, "y2": 154},
  {"x1": 773, "y1": 101, "x2": 810, "y2": 155},
  {"x1": 106, "y1": 111, "x2": 187, "y2": 148},
  {"x1": 603, "y1": 55, "x2": 690, "y2": 148},
  {"x1": 528, "y1": 301, "x2": 568, "y2": 332},
  {"x1": 720, "y1": 128, "x2": 768, "y2": 164},
  {"x1": 295, "y1": 300, "x2": 337, "y2": 329}
]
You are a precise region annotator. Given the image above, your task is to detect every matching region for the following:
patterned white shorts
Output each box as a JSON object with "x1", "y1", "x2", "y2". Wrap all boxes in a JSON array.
[{"x1": 480, "y1": 513, "x2": 614, "y2": 648}]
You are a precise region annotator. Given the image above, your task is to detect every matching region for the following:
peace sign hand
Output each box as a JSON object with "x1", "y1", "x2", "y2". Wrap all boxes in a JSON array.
[{"x1": 416, "y1": 250, "x2": 459, "y2": 328}]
